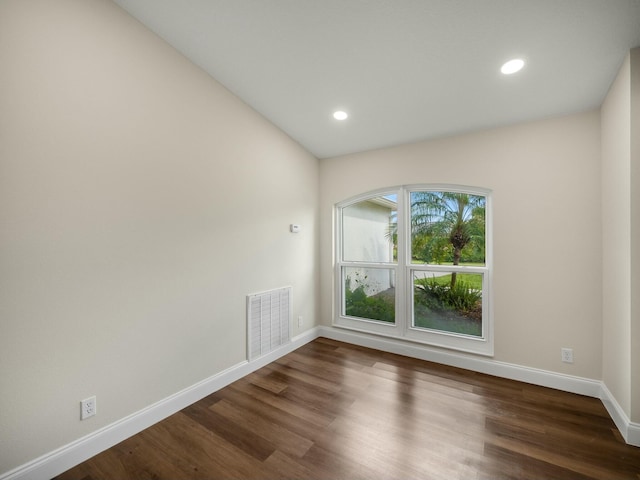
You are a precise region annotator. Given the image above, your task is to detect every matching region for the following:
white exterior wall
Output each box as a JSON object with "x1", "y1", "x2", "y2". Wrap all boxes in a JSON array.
[{"x1": 342, "y1": 200, "x2": 395, "y2": 294}]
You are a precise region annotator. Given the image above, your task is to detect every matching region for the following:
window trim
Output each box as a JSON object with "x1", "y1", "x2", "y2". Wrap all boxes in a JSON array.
[{"x1": 334, "y1": 184, "x2": 493, "y2": 356}]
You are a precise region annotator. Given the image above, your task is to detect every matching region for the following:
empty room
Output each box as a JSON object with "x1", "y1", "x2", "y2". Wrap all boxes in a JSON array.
[{"x1": 1, "y1": 1, "x2": 640, "y2": 479}]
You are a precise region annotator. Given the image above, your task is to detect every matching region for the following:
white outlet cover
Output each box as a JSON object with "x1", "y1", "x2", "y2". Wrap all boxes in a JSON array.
[
  {"x1": 561, "y1": 348, "x2": 574, "y2": 363},
  {"x1": 81, "y1": 396, "x2": 96, "y2": 420}
]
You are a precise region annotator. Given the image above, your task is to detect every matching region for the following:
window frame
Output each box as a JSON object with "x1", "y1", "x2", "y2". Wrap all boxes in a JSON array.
[
  {"x1": 334, "y1": 188, "x2": 401, "y2": 336},
  {"x1": 334, "y1": 184, "x2": 493, "y2": 356}
]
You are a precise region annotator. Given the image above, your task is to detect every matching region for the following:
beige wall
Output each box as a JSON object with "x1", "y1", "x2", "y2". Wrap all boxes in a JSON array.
[
  {"x1": 0, "y1": 0, "x2": 318, "y2": 472},
  {"x1": 631, "y1": 48, "x2": 640, "y2": 423},
  {"x1": 321, "y1": 111, "x2": 602, "y2": 376},
  {"x1": 601, "y1": 47, "x2": 640, "y2": 424},
  {"x1": 601, "y1": 53, "x2": 632, "y2": 418}
]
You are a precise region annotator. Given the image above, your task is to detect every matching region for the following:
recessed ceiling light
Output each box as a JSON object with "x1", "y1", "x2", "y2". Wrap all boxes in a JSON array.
[
  {"x1": 501, "y1": 58, "x2": 525, "y2": 75},
  {"x1": 333, "y1": 111, "x2": 348, "y2": 120}
]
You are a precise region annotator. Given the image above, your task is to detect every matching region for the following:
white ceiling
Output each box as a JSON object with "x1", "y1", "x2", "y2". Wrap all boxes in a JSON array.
[{"x1": 112, "y1": 0, "x2": 640, "y2": 159}]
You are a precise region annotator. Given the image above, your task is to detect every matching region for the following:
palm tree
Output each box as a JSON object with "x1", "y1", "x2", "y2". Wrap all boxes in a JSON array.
[{"x1": 411, "y1": 192, "x2": 485, "y2": 288}]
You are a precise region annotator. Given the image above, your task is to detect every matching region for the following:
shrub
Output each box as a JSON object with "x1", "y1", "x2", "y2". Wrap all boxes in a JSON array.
[
  {"x1": 415, "y1": 277, "x2": 481, "y2": 315},
  {"x1": 345, "y1": 277, "x2": 395, "y2": 323}
]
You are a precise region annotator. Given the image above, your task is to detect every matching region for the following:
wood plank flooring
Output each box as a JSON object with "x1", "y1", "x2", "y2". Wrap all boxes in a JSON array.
[{"x1": 55, "y1": 338, "x2": 640, "y2": 479}]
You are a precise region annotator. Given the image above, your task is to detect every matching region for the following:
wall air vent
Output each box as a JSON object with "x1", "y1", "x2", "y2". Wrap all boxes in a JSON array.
[{"x1": 247, "y1": 286, "x2": 291, "y2": 361}]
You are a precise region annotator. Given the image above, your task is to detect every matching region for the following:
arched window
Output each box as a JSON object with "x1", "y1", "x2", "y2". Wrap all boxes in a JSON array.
[{"x1": 335, "y1": 185, "x2": 493, "y2": 355}]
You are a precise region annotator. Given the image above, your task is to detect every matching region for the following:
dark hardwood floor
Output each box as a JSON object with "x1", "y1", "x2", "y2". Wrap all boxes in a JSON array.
[{"x1": 55, "y1": 338, "x2": 640, "y2": 479}]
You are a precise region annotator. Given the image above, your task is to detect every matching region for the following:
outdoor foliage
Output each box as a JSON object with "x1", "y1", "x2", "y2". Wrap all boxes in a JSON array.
[
  {"x1": 344, "y1": 275, "x2": 395, "y2": 323},
  {"x1": 411, "y1": 192, "x2": 486, "y2": 284},
  {"x1": 415, "y1": 276, "x2": 482, "y2": 318}
]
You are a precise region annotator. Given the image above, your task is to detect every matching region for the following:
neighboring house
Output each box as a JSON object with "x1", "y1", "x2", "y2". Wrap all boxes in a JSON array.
[{"x1": 342, "y1": 196, "x2": 396, "y2": 294}]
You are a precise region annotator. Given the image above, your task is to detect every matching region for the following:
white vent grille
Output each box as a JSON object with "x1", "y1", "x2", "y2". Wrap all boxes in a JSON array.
[{"x1": 247, "y1": 286, "x2": 291, "y2": 361}]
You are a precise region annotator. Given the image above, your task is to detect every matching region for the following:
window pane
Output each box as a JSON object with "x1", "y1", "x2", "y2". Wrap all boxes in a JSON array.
[
  {"x1": 342, "y1": 195, "x2": 397, "y2": 262},
  {"x1": 343, "y1": 267, "x2": 396, "y2": 323},
  {"x1": 412, "y1": 271, "x2": 482, "y2": 337},
  {"x1": 410, "y1": 191, "x2": 485, "y2": 266}
]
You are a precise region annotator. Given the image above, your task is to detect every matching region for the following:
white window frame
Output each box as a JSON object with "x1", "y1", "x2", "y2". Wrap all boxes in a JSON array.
[
  {"x1": 334, "y1": 184, "x2": 493, "y2": 356},
  {"x1": 334, "y1": 188, "x2": 400, "y2": 337}
]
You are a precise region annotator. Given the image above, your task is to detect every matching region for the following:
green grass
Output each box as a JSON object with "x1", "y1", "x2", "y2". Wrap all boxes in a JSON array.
[
  {"x1": 411, "y1": 260, "x2": 485, "y2": 266},
  {"x1": 423, "y1": 273, "x2": 483, "y2": 290}
]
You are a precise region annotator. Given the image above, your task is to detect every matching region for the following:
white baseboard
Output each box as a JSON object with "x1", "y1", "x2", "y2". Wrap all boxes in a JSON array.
[
  {"x1": 0, "y1": 328, "x2": 322, "y2": 480},
  {"x1": 630, "y1": 423, "x2": 640, "y2": 446},
  {"x1": 600, "y1": 383, "x2": 640, "y2": 447},
  {"x1": 318, "y1": 326, "x2": 602, "y2": 397},
  {"x1": 3, "y1": 325, "x2": 638, "y2": 480}
]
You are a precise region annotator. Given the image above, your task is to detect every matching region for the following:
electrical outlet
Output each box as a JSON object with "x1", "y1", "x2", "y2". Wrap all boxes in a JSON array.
[
  {"x1": 561, "y1": 348, "x2": 574, "y2": 364},
  {"x1": 81, "y1": 396, "x2": 96, "y2": 420},
  {"x1": 298, "y1": 316, "x2": 303, "y2": 327}
]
